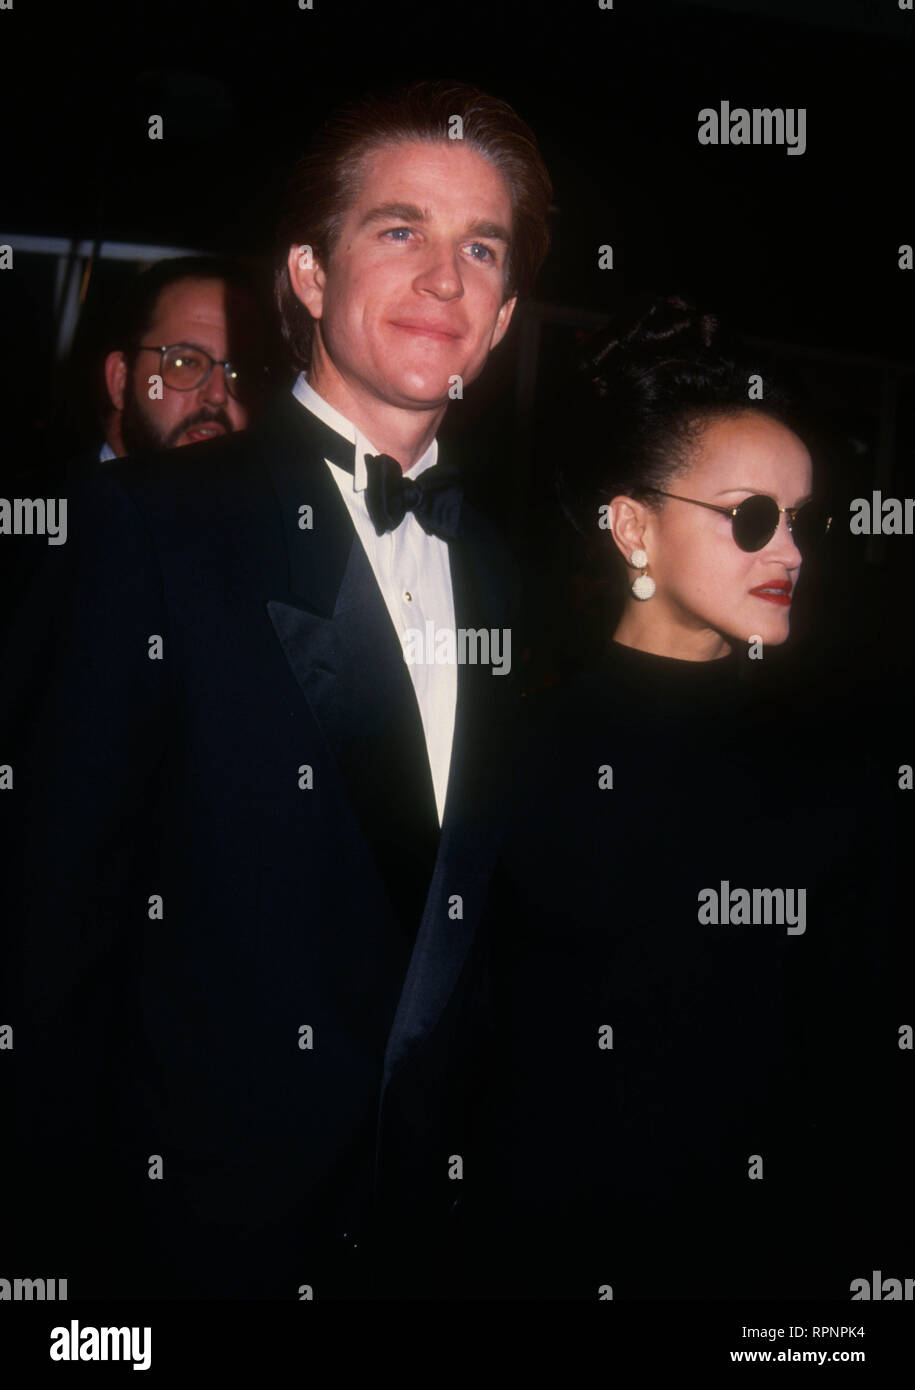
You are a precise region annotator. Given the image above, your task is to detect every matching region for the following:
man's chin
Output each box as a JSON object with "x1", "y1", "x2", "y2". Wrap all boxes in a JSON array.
[
  {"x1": 386, "y1": 374, "x2": 464, "y2": 410},
  {"x1": 122, "y1": 403, "x2": 232, "y2": 455}
]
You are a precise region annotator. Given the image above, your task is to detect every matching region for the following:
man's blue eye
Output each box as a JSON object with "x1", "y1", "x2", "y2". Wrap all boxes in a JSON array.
[
  {"x1": 385, "y1": 227, "x2": 412, "y2": 241},
  {"x1": 468, "y1": 243, "x2": 495, "y2": 261}
]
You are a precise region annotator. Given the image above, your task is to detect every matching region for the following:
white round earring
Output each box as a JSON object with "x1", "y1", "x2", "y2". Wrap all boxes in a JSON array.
[{"x1": 629, "y1": 548, "x2": 656, "y2": 600}]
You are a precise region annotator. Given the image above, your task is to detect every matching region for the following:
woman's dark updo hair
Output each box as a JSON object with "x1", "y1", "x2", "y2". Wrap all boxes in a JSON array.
[{"x1": 557, "y1": 295, "x2": 813, "y2": 548}]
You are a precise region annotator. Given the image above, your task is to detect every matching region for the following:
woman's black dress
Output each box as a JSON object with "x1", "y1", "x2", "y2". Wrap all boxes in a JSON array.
[{"x1": 463, "y1": 640, "x2": 899, "y2": 1299}]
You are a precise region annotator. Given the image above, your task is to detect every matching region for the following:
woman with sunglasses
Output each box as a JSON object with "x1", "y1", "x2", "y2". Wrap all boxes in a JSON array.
[{"x1": 460, "y1": 298, "x2": 896, "y2": 1302}]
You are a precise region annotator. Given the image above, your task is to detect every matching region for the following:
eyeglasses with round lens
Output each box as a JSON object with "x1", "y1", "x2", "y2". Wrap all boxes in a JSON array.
[
  {"x1": 644, "y1": 488, "x2": 832, "y2": 553},
  {"x1": 132, "y1": 343, "x2": 259, "y2": 401}
]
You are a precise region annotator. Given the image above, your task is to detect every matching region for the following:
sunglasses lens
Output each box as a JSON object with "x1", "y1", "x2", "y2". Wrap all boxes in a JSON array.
[
  {"x1": 791, "y1": 502, "x2": 832, "y2": 552},
  {"x1": 733, "y1": 495, "x2": 779, "y2": 551}
]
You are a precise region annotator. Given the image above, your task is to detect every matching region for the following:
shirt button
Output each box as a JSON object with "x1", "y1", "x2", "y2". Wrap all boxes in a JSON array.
[{"x1": 403, "y1": 590, "x2": 412, "y2": 602}]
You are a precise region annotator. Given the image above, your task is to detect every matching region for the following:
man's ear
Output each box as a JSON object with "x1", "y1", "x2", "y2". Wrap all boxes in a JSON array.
[
  {"x1": 490, "y1": 294, "x2": 518, "y2": 350},
  {"x1": 104, "y1": 350, "x2": 128, "y2": 411},
  {"x1": 287, "y1": 244, "x2": 327, "y2": 321}
]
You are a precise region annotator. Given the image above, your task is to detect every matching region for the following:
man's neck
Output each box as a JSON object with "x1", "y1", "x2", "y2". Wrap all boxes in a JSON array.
[
  {"x1": 106, "y1": 418, "x2": 125, "y2": 458},
  {"x1": 307, "y1": 354, "x2": 445, "y2": 472}
]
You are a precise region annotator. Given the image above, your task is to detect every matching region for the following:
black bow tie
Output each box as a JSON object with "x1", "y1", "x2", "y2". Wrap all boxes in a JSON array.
[{"x1": 364, "y1": 453, "x2": 463, "y2": 540}]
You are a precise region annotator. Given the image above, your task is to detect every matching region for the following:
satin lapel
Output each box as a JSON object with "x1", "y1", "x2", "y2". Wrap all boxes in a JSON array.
[
  {"x1": 381, "y1": 504, "x2": 519, "y2": 1082},
  {"x1": 261, "y1": 389, "x2": 358, "y2": 616},
  {"x1": 262, "y1": 392, "x2": 440, "y2": 931}
]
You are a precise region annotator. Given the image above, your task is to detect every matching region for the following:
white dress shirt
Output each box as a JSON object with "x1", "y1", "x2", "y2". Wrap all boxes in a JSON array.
[
  {"x1": 98, "y1": 441, "x2": 116, "y2": 463},
  {"x1": 291, "y1": 373, "x2": 457, "y2": 825}
]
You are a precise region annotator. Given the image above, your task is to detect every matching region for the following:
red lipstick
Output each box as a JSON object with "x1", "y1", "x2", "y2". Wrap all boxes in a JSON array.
[{"x1": 749, "y1": 580, "x2": 792, "y2": 607}]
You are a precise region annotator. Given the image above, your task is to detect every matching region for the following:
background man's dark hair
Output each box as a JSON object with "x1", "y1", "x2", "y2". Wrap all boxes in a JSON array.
[
  {"x1": 274, "y1": 79, "x2": 553, "y2": 372},
  {"x1": 107, "y1": 254, "x2": 259, "y2": 363}
]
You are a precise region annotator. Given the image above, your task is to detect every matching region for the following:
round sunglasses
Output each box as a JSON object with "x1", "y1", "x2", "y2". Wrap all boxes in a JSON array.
[{"x1": 643, "y1": 488, "x2": 832, "y2": 553}]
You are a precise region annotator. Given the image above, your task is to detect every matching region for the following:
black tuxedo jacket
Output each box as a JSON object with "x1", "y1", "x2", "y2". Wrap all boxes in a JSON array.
[{"x1": 2, "y1": 390, "x2": 520, "y2": 1299}]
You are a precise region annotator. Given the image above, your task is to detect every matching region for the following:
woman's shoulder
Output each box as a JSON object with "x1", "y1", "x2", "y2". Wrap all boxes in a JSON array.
[{"x1": 519, "y1": 639, "x2": 749, "y2": 736}]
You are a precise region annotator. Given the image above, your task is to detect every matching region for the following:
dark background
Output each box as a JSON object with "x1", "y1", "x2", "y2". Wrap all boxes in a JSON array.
[
  {"x1": 0, "y1": 0, "x2": 912, "y2": 1308},
  {"x1": 0, "y1": 4, "x2": 911, "y2": 705}
]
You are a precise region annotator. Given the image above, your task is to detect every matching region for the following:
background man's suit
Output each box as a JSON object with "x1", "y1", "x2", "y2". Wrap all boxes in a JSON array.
[{"x1": 2, "y1": 387, "x2": 520, "y2": 1298}]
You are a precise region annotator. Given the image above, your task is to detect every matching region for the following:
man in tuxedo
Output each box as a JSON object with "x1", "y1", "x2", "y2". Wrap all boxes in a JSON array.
[{"x1": 2, "y1": 80, "x2": 551, "y2": 1299}]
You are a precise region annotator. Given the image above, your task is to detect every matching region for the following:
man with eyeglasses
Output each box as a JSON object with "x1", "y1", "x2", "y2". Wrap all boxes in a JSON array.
[
  {"x1": 99, "y1": 255, "x2": 269, "y2": 460},
  {"x1": 0, "y1": 255, "x2": 270, "y2": 765}
]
